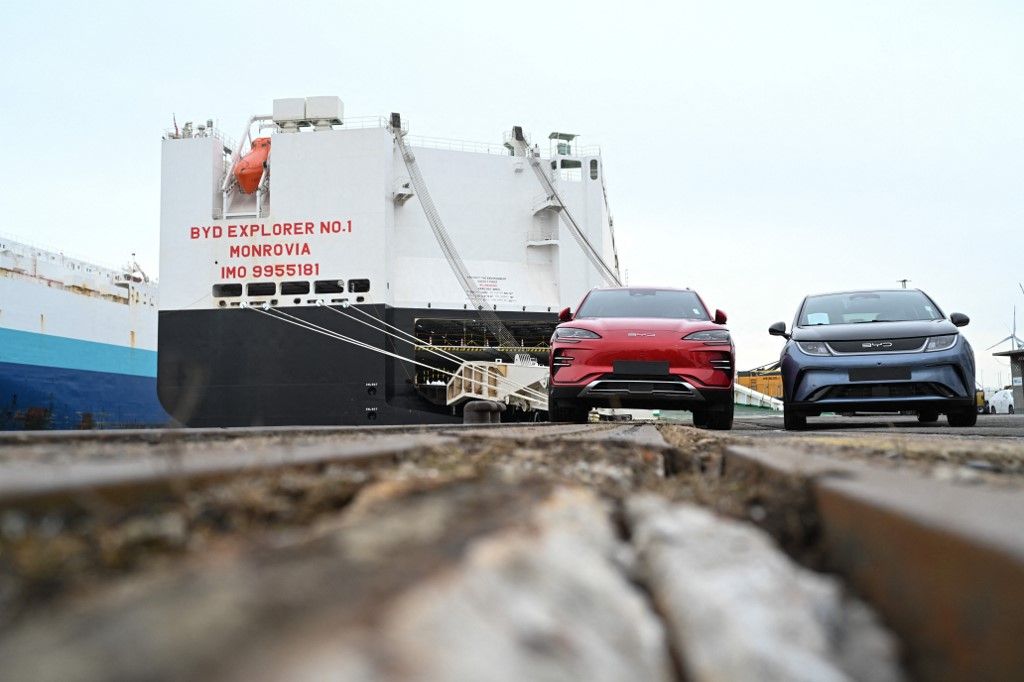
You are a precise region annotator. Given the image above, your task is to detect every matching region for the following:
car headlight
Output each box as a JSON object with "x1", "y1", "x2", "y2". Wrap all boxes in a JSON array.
[
  {"x1": 552, "y1": 327, "x2": 602, "y2": 343},
  {"x1": 684, "y1": 330, "x2": 732, "y2": 345},
  {"x1": 796, "y1": 341, "x2": 831, "y2": 356},
  {"x1": 924, "y1": 334, "x2": 957, "y2": 352}
]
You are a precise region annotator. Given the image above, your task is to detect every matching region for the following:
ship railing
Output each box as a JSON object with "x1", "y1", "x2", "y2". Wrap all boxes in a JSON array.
[
  {"x1": 445, "y1": 360, "x2": 548, "y2": 411},
  {"x1": 405, "y1": 134, "x2": 519, "y2": 157},
  {"x1": 253, "y1": 115, "x2": 395, "y2": 135},
  {"x1": 386, "y1": 120, "x2": 602, "y2": 158},
  {"x1": 163, "y1": 124, "x2": 231, "y2": 145},
  {"x1": 0, "y1": 232, "x2": 129, "y2": 276},
  {"x1": 338, "y1": 115, "x2": 394, "y2": 130},
  {"x1": 502, "y1": 130, "x2": 602, "y2": 159},
  {"x1": 178, "y1": 112, "x2": 594, "y2": 160}
]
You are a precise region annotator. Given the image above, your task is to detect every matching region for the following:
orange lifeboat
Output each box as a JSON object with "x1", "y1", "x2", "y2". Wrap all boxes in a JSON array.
[{"x1": 233, "y1": 137, "x2": 271, "y2": 194}]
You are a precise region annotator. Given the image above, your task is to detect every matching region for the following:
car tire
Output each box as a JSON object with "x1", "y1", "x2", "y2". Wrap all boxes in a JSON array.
[
  {"x1": 1010, "y1": 405, "x2": 1015, "y2": 415},
  {"x1": 917, "y1": 411, "x2": 939, "y2": 423},
  {"x1": 705, "y1": 402, "x2": 734, "y2": 430},
  {"x1": 691, "y1": 408, "x2": 709, "y2": 428},
  {"x1": 947, "y1": 409, "x2": 978, "y2": 427},
  {"x1": 549, "y1": 400, "x2": 590, "y2": 424},
  {"x1": 783, "y1": 404, "x2": 806, "y2": 430}
]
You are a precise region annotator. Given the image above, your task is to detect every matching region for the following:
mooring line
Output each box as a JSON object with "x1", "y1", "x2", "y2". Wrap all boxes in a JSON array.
[{"x1": 244, "y1": 304, "x2": 548, "y2": 403}]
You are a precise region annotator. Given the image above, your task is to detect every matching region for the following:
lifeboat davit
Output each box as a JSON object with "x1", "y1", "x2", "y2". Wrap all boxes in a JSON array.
[{"x1": 233, "y1": 137, "x2": 271, "y2": 194}]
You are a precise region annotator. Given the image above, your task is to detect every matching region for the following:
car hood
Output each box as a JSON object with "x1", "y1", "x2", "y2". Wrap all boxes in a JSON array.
[
  {"x1": 564, "y1": 317, "x2": 718, "y2": 334},
  {"x1": 792, "y1": 319, "x2": 957, "y2": 341}
]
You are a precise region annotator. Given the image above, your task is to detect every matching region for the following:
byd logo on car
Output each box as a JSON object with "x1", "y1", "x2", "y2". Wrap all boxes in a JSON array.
[
  {"x1": 627, "y1": 332, "x2": 656, "y2": 337},
  {"x1": 861, "y1": 341, "x2": 894, "y2": 349}
]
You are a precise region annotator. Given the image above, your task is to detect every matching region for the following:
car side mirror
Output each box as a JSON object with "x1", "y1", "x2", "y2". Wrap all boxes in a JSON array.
[
  {"x1": 714, "y1": 309, "x2": 727, "y2": 325},
  {"x1": 558, "y1": 307, "x2": 573, "y2": 322},
  {"x1": 769, "y1": 321, "x2": 790, "y2": 339},
  {"x1": 950, "y1": 312, "x2": 969, "y2": 327}
]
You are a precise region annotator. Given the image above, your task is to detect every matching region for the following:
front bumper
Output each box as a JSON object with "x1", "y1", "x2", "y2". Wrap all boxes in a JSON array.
[
  {"x1": 549, "y1": 378, "x2": 733, "y2": 410},
  {"x1": 781, "y1": 341, "x2": 975, "y2": 414}
]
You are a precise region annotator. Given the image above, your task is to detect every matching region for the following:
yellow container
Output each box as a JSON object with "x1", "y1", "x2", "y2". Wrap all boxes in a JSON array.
[{"x1": 737, "y1": 372, "x2": 784, "y2": 399}]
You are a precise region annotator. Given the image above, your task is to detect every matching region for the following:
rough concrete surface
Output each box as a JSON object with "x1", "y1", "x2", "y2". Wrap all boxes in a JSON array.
[
  {"x1": 626, "y1": 496, "x2": 903, "y2": 682},
  {"x1": 250, "y1": 488, "x2": 675, "y2": 682},
  {"x1": 715, "y1": 444, "x2": 1024, "y2": 682},
  {"x1": 0, "y1": 422, "x2": 950, "y2": 681}
]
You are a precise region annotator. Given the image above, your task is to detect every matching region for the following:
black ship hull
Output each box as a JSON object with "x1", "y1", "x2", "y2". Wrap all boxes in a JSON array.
[{"x1": 157, "y1": 305, "x2": 555, "y2": 427}]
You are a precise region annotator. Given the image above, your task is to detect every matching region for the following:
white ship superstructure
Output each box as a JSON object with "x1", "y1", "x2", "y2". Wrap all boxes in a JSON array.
[
  {"x1": 158, "y1": 97, "x2": 620, "y2": 425},
  {"x1": 0, "y1": 236, "x2": 164, "y2": 428}
]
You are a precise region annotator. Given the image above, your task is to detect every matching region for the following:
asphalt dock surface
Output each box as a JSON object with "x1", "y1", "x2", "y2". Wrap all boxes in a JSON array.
[{"x1": 730, "y1": 412, "x2": 1024, "y2": 437}]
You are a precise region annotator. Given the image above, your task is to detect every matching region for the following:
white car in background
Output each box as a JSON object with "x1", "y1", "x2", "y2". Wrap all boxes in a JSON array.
[{"x1": 989, "y1": 389, "x2": 1015, "y2": 414}]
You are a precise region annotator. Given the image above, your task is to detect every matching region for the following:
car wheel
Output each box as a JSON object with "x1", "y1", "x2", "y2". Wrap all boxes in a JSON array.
[
  {"x1": 705, "y1": 402, "x2": 734, "y2": 430},
  {"x1": 947, "y1": 409, "x2": 978, "y2": 427},
  {"x1": 1010, "y1": 405, "x2": 1015, "y2": 415},
  {"x1": 917, "y1": 411, "x2": 939, "y2": 423},
  {"x1": 547, "y1": 389, "x2": 587, "y2": 423},
  {"x1": 783, "y1": 404, "x2": 806, "y2": 430},
  {"x1": 691, "y1": 408, "x2": 709, "y2": 428},
  {"x1": 556, "y1": 404, "x2": 590, "y2": 423}
]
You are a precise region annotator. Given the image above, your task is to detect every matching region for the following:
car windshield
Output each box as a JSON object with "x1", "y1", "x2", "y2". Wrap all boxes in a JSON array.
[
  {"x1": 576, "y1": 289, "x2": 709, "y2": 320},
  {"x1": 799, "y1": 291, "x2": 942, "y2": 326}
]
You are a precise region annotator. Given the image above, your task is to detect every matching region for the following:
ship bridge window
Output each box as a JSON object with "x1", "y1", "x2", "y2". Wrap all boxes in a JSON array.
[
  {"x1": 558, "y1": 159, "x2": 582, "y2": 182},
  {"x1": 212, "y1": 283, "x2": 243, "y2": 297},
  {"x1": 315, "y1": 279, "x2": 345, "y2": 294},
  {"x1": 281, "y1": 281, "x2": 310, "y2": 295},
  {"x1": 590, "y1": 159, "x2": 599, "y2": 180},
  {"x1": 348, "y1": 278, "x2": 370, "y2": 293},
  {"x1": 247, "y1": 282, "x2": 276, "y2": 296}
]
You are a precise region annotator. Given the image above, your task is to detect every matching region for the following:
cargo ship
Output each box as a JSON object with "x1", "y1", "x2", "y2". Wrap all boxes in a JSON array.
[
  {"x1": 158, "y1": 96, "x2": 621, "y2": 426},
  {"x1": 0, "y1": 236, "x2": 167, "y2": 429}
]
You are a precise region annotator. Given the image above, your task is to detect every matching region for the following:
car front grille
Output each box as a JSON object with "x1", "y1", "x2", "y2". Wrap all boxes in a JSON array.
[
  {"x1": 809, "y1": 382, "x2": 954, "y2": 400},
  {"x1": 827, "y1": 337, "x2": 927, "y2": 354},
  {"x1": 579, "y1": 376, "x2": 697, "y2": 399}
]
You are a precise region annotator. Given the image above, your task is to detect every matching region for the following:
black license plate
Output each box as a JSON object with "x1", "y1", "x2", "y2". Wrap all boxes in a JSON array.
[
  {"x1": 614, "y1": 360, "x2": 669, "y2": 375},
  {"x1": 849, "y1": 367, "x2": 911, "y2": 382}
]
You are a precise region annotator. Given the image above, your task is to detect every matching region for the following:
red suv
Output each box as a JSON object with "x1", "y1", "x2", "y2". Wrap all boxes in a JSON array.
[{"x1": 547, "y1": 287, "x2": 735, "y2": 428}]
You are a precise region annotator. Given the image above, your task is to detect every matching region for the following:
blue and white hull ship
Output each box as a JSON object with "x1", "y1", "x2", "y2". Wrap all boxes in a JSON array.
[{"x1": 0, "y1": 237, "x2": 166, "y2": 429}]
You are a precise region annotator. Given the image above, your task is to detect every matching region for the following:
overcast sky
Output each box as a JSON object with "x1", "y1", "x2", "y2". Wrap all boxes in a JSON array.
[{"x1": 2, "y1": 0, "x2": 1022, "y2": 385}]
